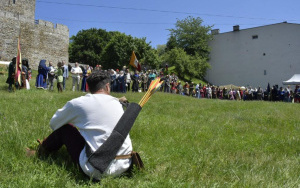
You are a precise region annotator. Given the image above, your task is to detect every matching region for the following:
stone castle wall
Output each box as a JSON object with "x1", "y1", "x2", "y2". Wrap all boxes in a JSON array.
[{"x1": 0, "y1": 0, "x2": 69, "y2": 69}]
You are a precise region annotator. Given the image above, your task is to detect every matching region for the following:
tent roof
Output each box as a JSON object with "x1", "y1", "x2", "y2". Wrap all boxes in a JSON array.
[
  {"x1": 219, "y1": 84, "x2": 241, "y2": 89},
  {"x1": 283, "y1": 74, "x2": 300, "y2": 85}
]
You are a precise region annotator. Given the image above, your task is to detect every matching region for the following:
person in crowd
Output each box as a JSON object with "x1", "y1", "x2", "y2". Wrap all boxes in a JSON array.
[
  {"x1": 286, "y1": 86, "x2": 291, "y2": 102},
  {"x1": 158, "y1": 71, "x2": 165, "y2": 92},
  {"x1": 247, "y1": 87, "x2": 253, "y2": 100},
  {"x1": 20, "y1": 59, "x2": 29, "y2": 89},
  {"x1": 218, "y1": 87, "x2": 223, "y2": 99},
  {"x1": 238, "y1": 88, "x2": 243, "y2": 100},
  {"x1": 22, "y1": 58, "x2": 31, "y2": 89},
  {"x1": 22, "y1": 58, "x2": 32, "y2": 81},
  {"x1": 117, "y1": 70, "x2": 126, "y2": 93},
  {"x1": 202, "y1": 85, "x2": 206, "y2": 98},
  {"x1": 170, "y1": 73, "x2": 178, "y2": 83},
  {"x1": 71, "y1": 62, "x2": 82, "y2": 91},
  {"x1": 283, "y1": 88, "x2": 290, "y2": 102},
  {"x1": 252, "y1": 88, "x2": 257, "y2": 100},
  {"x1": 206, "y1": 85, "x2": 212, "y2": 99},
  {"x1": 131, "y1": 70, "x2": 140, "y2": 92},
  {"x1": 36, "y1": 59, "x2": 50, "y2": 89},
  {"x1": 195, "y1": 83, "x2": 200, "y2": 98},
  {"x1": 177, "y1": 81, "x2": 183, "y2": 95},
  {"x1": 85, "y1": 65, "x2": 92, "y2": 92},
  {"x1": 55, "y1": 62, "x2": 64, "y2": 92},
  {"x1": 6, "y1": 57, "x2": 16, "y2": 92},
  {"x1": 211, "y1": 85, "x2": 216, "y2": 99},
  {"x1": 47, "y1": 61, "x2": 56, "y2": 91},
  {"x1": 110, "y1": 69, "x2": 117, "y2": 92},
  {"x1": 229, "y1": 89, "x2": 235, "y2": 100},
  {"x1": 294, "y1": 85, "x2": 300, "y2": 103},
  {"x1": 183, "y1": 82, "x2": 189, "y2": 96},
  {"x1": 114, "y1": 69, "x2": 120, "y2": 92},
  {"x1": 279, "y1": 87, "x2": 284, "y2": 101},
  {"x1": 147, "y1": 70, "x2": 156, "y2": 89},
  {"x1": 271, "y1": 85, "x2": 277, "y2": 101},
  {"x1": 122, "y1": 66, "x2": 126, "y2": 72},
  {"x1": 125, "y1": 69, "x2": 131, "y2": 92},
  {"x1": 189, "y1": 82, "x2": 194, "y2": 97},
  {"x1": 289, "y1": 89, "x2": 294, "y2": 102},
  {"x1": 29, "y1": 70, "x2": 133, "y2": 181},
  {"x1": 81, "y1": 65, "x2": 88, "y2": 92},
  {"x1": 243, "y1": 88, "x2": 248, "y2": 101},
  {"x1": 164, "y1": 75, "x2": 170, "y2": 93},
  {"x1": 234, "y1": 89, "x2": 239, "y2": 100},
  {"x1": 200, "y1": 85, "x2": 205, "y2": 98},
  {"x1": 62, "y1": 61, "x2": 68, "y2": 90},
  {"x1": 263, "y1": 88, "x2": 269, "y2": 101},
  {"x1": 141, "y1": 71, "x2": 148, "y2": 92},
  {"x1": 257, "y1": 86, "x2": 263, "y2": 100},
  {"x1": 170, "y1": 80, "x2": 177, "y2": 94}
]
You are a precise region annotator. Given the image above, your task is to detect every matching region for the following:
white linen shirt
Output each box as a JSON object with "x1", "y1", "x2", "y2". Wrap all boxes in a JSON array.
[
  {"x1": 50, "y1": 93, "x2": 132, "y2": 180},
  {"x1": 71, "y1": 66, "x2": 82, "y2": 78}
]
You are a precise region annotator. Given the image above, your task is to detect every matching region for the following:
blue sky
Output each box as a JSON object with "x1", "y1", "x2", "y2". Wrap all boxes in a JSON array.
[{"x1": 35, "y1": 0, "x2": 299, "y2": 48}]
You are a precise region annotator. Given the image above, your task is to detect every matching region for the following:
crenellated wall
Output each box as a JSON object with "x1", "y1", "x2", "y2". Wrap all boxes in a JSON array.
[{"x1": 0, "y1": 0, "x2": 69, "y2": 69}]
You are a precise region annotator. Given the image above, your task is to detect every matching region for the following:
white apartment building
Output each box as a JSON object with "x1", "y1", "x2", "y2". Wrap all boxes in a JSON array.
[{"x1": 205, "y1": 22, "x2": 300, "y2": 88}]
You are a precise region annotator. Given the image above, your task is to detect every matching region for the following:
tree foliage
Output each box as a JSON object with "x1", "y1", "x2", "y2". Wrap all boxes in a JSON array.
[
  {"x1": 164, "y1": 16, "x2": 213, "y2": 79},
  {"x1": 168, "y1": 16, "x2": 213, "y2": 57},
  {"x1": 69, "y1": 28, "x2": 160, "y2": 69},
  {"x1": 69, "y1": 28, "x2": 114, "y2": 67},
  {"x1": 165, "y1": 48, "x2": 210, "y2": 80}
]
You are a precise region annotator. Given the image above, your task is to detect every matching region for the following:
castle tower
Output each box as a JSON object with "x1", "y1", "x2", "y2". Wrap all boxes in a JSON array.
[
  {"x1": 0, "y1": 0, "x2": 36, "y2": 22},
  {"x1": 0, "y1": 0, "x2": 69, "y2": 68}
]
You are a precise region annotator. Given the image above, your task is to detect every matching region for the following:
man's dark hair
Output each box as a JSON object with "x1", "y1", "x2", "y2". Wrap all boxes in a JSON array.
[{"x1": 87, "y1": 70, "x2": 111, "y2": 93}]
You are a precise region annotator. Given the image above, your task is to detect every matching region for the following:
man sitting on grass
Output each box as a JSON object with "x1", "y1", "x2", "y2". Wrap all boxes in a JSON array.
[{"x1": 28, "y1": 70, "x2": 133, "y2": 180}]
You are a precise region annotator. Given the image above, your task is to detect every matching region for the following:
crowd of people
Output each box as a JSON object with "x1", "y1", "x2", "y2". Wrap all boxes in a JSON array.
[
  {"x1": 6, "y1": 57, "x2": 32, "y2": 91},
  {"x1": 108, "y1": 68, "x2": 299, "y2": 103},
  {"x1": 5, "y1": 58, "x2": 300, "y2": 103}
]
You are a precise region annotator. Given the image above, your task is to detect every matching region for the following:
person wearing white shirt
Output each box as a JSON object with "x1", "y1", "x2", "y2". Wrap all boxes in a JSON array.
[
  {"x1": 125, "y1": 69, "x2": 131, "y2": 92},
  {"x1": 71, "y1": 62, "x2": 82, "y2": 91},
  {"x1": 35, "y1": 70, "x2": 133, "y2": 180}
]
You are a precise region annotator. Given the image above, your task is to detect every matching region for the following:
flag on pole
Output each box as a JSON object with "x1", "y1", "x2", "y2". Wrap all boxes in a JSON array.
[
  {"x1": 15, "y1": 36, "x2": 22, "y2": 86},
  {"x1": 129, "y1": 51, "x2": 141, "y2": 71}
]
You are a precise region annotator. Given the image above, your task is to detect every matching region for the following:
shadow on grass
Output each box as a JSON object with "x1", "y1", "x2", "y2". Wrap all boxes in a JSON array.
[
  {"x1": 38, "y1": 146, "x2": 94, "y2": 184},
  {"x1": 37, "y1": 146, "x2": 139, "y2": 185}
]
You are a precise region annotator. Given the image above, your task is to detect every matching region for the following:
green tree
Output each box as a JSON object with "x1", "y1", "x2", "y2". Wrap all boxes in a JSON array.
[
  {"x1": 165, "y1": 16, "x2": 213, "y2": 79},
  {"x1": 166, "y1": 48, "x2": 210, "y2": 80},
  {"x1": 169, "y1": 16, "x2": 213, "y2": 57},
  {"x1": 156, "y1": 44, "x2": 166, "y2": 56},
  {"x1": 165, "y1": 35, "x2": 178, "y2": 52},
  {"x1": 69, "y1": 28, "x2": 160, "y2": 69},
  {"x1": 69, "y1": 28, "x2": 115, "y2": 66},
  {"x1": 101, "y1": 33, "x2": 160, "y2": 69}
]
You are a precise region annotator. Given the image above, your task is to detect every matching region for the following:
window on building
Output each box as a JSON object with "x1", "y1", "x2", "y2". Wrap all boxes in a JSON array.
[
  {"x1": 264, "y1": 70, "x2": 267, "y2": 75},
  {"x1": 252, "y1": 35, "x2": 258, "y2": 39},
  {"x1": 13, "y1": 0, "x2": 16, "y2": 4}
]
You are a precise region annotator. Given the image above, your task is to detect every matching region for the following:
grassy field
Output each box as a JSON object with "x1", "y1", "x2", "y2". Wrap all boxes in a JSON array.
[{"x1": 0, "y1": 72, "x2": 299, "y2": 187}]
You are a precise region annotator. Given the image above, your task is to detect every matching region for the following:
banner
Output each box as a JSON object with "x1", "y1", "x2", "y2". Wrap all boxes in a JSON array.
[{"x1": 129, "y1": 51, "x2": 141, "y2": 71}]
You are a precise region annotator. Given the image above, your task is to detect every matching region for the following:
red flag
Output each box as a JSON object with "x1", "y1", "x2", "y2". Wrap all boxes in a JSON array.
[
  {"x1": 129, "y1": 51, "x2": 141, "y2": 71},
  {"x1": 15, "y1": 36, "x2": 22, "y2": 86}
]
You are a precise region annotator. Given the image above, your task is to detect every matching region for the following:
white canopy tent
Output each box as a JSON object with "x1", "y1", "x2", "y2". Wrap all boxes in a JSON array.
[{"x1": 283, "y1": 74, "x2": 300, "y2": 85}]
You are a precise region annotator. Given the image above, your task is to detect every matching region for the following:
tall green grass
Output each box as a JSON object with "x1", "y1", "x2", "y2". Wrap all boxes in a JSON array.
[{"x1": 0, "y1": 73, "x2": 299, "y2": 187}]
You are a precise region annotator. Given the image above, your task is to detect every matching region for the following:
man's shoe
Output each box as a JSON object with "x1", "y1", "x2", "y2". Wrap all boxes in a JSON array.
[{"x1": 25, "y1": 139, "x2": 49, "y2": 157}]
